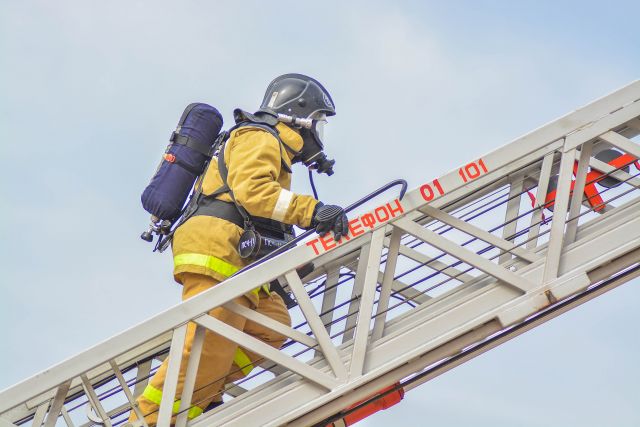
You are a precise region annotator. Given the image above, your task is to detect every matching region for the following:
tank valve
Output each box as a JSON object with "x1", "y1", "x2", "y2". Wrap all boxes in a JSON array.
[
  {"x1": 141, "y1": 228, "x2": 154, "y2": 242},
  {"x1": 140, "y1": 216, "x2": 161, "y2": 243}
]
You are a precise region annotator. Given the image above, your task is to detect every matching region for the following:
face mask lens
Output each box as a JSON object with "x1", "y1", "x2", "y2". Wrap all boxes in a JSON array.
[
  {"x1": 309, "y1": 112, "x2": 327, "y2": 147},
  {"x1": 314, "y1": 119, "x2": 326, "y2": 145}
]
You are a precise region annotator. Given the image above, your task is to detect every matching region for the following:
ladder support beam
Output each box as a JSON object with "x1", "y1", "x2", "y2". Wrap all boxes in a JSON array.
[
  {"x1": 600, "y1": 130, "x2": 640, "y2": 159},
  {"x1": 285, "y1": 270, "x2": 348, "y2": 382},
  {"x1": 421, "y1": 204, "x2": 540, "y2": 263},
  {"x1": 42, "y1": 381, "x2": 71, "y2": 427},
  {"x1": 566, "y1": 142, "x2": 593, "y2": 244},
  {"x1": 527, "y1": 151, "x2": 555, "y2": 249},
  {"x1": 396, "y1": 241, "x2": 476, "y2": 284},
  {"x1": 80, "y1": 375, "x2": 112, "y2": 427},
  {"x1": 175, "y1": 325, "x2": 206, "y2": 427},
  {"x1": 224, "y1": 301, "x2": 318, "y2": 349},
  {"x1": 157, "y1": 325, "x2": 188, "y2": 427},
  {"x1": 543, "y1": 146, "x2": 576, "y2": 284},
  {"x1": 350, "y1": 228, "x2": 386, "y2": 378},
  {"x1": 342, "y1": 240, "x2": 372, "y2": 343},
  {"x1": 499, "y1": 177, "x2": 525, "y2": 263},
  {"x1": 372, "y1": 226, "x2": 403, "y2": 340},
  {"x1": 194, "y1": 314, "x2": 339, "y2": 391},
  {"x1": 109, "y1": 361, "x2": 149, "y2": 427},
  {"x1": 395, "y1": 217, "x2": 536, "y2": 293}
]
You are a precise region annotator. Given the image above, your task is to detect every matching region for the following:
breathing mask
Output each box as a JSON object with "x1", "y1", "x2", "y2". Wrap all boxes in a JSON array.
[{"x1": 277, "y1": 112, "x2": 335, "y2": 175}]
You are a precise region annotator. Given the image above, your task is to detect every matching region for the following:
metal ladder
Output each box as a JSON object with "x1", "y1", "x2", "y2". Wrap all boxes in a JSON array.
[{"x1": 2, "y1": 81, "x2": 640, "y2": 427}]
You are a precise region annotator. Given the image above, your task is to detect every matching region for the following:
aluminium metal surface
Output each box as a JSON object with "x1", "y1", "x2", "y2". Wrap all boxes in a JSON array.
[{"x1": 1, "y1": 81, "x2": 640, "y2": 427}]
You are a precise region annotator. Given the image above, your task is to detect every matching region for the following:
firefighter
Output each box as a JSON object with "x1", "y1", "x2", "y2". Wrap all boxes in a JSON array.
[{"x1": 129, "y1": 73, "x2": 348, "y2": 426}]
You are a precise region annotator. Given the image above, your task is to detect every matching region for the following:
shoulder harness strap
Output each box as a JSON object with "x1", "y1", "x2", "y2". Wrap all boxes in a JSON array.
[
  {"x1": 210, "y1": 121, "x2": 291, "y2": 200},
  {"x1": 207, "y1": 121, "x2": 295, "y2": 229}
]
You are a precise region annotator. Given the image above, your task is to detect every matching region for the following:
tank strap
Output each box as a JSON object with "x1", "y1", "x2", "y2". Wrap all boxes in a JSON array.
[
  {"x1": 207, "y1": 124, "x2": 275, "y2": 199},
  {"x1": 209, "y1": 122, "x2": 290, "y2": 200},
  {"x1": 170, "y1": 132, "x2": 214, "y2": 158},
  {"x1": 211, "y1": 141, "x2": 252, "y2": 228},
  {"x1": 170, "y1": 102, "x2": 215, "y2": 158},
  {"x1": 177, "y1": 103, "x2": 199, "y2": 126},
  {"x1": 207, "y1": 123, "x2": 297, "y2": 235},
  {"x1": 162, "y1": 152, "x2": 202, "y2": 175}
]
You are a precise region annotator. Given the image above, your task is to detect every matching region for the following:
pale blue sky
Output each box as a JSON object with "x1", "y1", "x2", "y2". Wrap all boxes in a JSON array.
[{"x1": 1, "y1": 1, "x2": 639, "y2": 426}]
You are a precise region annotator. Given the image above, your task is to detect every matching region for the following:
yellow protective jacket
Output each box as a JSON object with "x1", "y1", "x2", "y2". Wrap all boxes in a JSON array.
[{"x1": 172, "y1": 122, "x2": 318, "y2": 304}]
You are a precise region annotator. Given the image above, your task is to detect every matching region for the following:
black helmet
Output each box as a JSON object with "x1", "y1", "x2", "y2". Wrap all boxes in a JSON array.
[
  {"x1": 260, "y1": 73, "x2": 336, "y2": 118},
  {"x1": 260, "y1": 73, "x2": 336, "y2": 175}
]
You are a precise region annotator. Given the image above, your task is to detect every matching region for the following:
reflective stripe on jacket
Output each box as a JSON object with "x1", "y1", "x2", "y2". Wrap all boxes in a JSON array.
[{"x1": 173, "y1": 251, "x2": 269, "y2": 302}]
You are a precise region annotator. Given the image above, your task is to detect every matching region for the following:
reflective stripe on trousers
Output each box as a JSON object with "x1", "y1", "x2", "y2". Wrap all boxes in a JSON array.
[
  {"x1": 173, "y1": 253, "x2": 270, "y2": 297},
  {"x1": 172, "y1": 253, "x2": 259, "y2": 375},
  {"x1": 142, "y1": 384, "x2": 204, "y2": 419},
  {"x1": 141, "y1": 346, "x2": 254, "y2": 416}
]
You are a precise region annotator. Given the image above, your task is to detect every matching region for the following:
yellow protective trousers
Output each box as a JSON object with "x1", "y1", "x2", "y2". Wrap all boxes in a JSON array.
[{"x1": 130, "y1": 272, "x2": 291, "y2": 426}]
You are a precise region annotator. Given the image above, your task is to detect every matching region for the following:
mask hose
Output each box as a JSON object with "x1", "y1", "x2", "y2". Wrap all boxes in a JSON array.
[{"x1": 308, "y1": 168, "x2": 320, "y2": 199}]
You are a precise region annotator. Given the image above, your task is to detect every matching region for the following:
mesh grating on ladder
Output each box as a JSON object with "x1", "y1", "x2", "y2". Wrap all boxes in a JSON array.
[{"x1": 1, "y1": 81, "x2": 640, "y2": 427}]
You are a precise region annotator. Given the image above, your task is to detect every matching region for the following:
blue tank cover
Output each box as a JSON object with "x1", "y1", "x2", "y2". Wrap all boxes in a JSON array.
[{"x1": 141, "y1": 103, "x2": 223, "y2": 222}]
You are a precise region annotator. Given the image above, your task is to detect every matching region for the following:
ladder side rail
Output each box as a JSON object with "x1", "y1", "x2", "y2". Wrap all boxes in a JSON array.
[
  {"x1": 281, "y1": 129, "x2": 570, "y2": 303},
  {"x1": 202, "y1": 202, "x2": 640, "y2": 426}
]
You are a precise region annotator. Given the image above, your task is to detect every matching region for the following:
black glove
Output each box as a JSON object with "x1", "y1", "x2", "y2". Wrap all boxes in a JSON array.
[{"x1": 313, "y1": 203, "x2": 349, "y2": 241}]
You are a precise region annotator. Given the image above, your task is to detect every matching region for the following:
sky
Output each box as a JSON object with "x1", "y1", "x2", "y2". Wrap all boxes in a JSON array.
[{"x1": 1, "y1": 1, "x2": 639, "y2": 426}]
